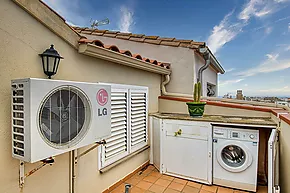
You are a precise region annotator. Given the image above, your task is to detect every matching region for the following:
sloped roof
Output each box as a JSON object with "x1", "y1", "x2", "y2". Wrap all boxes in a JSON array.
[
  {"x1": 78, "y1": 38, "x2": 171, "y2": 69},
  {"x1": 73, "y1": 27, "x2": 205, "y2": 49}
]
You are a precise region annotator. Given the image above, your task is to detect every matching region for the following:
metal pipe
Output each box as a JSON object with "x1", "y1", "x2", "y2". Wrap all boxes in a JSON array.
[
  {"x1": 197, "y1": 48, "x2": 211, "y2": 96},
  {"x1": 125, "y1": 184, "x2": 131, "y2": 193}
]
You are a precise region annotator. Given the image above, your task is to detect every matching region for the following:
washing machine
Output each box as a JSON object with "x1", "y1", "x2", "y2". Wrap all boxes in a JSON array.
[{"x1": 213, "y1": 126, "x2": 259, "y2": 192}]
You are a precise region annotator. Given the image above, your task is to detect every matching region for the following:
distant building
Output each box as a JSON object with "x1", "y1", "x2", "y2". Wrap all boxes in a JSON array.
[{"x1": 236, "y1": 90, "x2": 244, "y2": 100}]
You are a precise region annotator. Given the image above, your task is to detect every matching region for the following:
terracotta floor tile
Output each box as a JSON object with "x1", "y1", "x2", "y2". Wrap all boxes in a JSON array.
[
  {"x1": 133, "y1": 173, "x2": 146, "y2": 181},
  {"x1": 149, "y1": 184, "x2": 167, "y2": 193},
  {"x1": 147, "y1": 165, "x2": 155, "y2": 170},
  {"x1": 173, "y1": 178, "x2": 188, "y2": 185},
  {"x1": 136, "y1": 181, "x2": 153, "y2": 190},
  {"x1": 168, "y1": 182, "x2": 186, "y2": 191},
  {"x1": 131, "y1": 186, "x2": 146, "y2": 193},
  {"x1": 233, "y1": 190, "x2": 249, "y2": 193},
  {"x1": 199, "y1": 190, "x2": 213, "y2": 193},
  {"x1": 161, "y1": 175, "x2": 175, "y2": 181},
  {"x1": 217, "y1": 187, "x2": 234, "y2": 193},
  {"x1": 142, "y1": 168, "x2": 153, "y2": 175},
  {"x1": 201, "y1": 184, "x2": 218, "y2": 192},
  {"x1": 164, "y1": 188, "x2": 181, "y2": 193},
  {"x1": 111, "y1": 183, "x2": 125, "y2": 193},
  {"x1": 143, "y1": 176, "x2": 159, "y2": 183},
  {"x1": 155, "y1": 179, "x2": 172, "y2": 187},
  {"x1": 257, "y1": 186, "x2": 267, "y2": 193},
  {"x1": 125, "y1": 178, "x2": 141, "y2": 186},
  {"x1": 181, "y1": 185, "x2": 200, "y2": 193},
  {"x1": 186, "y1": 181, "x2": 202, "y2": 189},
  {"x1": 150, "y1": 171, "x2": 162, "y2": 178}
]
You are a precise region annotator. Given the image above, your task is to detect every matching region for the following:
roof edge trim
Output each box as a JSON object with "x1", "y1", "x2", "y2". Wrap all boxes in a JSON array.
[
  {"x1": 78, "y1": 43, "x2": 171, "y2": 75},
  {"x1": 12, "y1": 0, "x2": 80, "y2": 49}
]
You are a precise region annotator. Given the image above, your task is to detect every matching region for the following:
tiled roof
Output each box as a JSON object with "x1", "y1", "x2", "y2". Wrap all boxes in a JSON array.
[
  {"x1": 78, "y1": 38, "x2": 171, "y2": 69},
  {"x1": 74, "y1": 27, "x2": 205, "y2": 49}
]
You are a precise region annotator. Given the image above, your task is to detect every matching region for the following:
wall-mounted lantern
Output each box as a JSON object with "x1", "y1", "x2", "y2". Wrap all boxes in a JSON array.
[{"x1": 39, "y1": 45, "x2": 63, "y2": 79}]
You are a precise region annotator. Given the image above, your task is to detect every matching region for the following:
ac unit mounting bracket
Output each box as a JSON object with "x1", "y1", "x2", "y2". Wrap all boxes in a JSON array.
[{"x1": 19, "y1": 157, "x2": 55, "y2": 188}]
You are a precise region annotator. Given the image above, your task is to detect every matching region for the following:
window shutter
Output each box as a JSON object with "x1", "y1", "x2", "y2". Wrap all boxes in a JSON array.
[
  {"x1": 102, "y1": 89, "x2": 129, "y2": 167},
  {"x1": 130, "y1": 89, "x2": 148, "y2": 152}
]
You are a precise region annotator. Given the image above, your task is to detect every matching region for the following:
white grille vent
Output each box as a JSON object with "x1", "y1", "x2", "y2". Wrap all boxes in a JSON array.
[
  {"x1": 130, "y1": 92, "x2": 147, "y2": 148},
  {"x1": 105, "y1": 91, "x2": 128, "y2": 160},
  {"x1": 12, "y1": 83, "x2": 25, "y2": 157}
]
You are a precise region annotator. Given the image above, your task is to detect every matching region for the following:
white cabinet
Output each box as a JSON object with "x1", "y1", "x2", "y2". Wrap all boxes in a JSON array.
[{"x1": 150, "y1": 117, "x2": 212, "y2": 184}]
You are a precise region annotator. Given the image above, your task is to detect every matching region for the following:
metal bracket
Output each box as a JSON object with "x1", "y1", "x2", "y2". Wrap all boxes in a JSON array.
[
  {"x1": 75, "y1": 140, "x2": 106, "y2": 161},
  {"x1": 19, "y1": 157, "x2": 54, "y2": 188}
]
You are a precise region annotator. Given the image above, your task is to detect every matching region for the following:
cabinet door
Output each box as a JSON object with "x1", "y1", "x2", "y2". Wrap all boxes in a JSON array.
[
  {"x1": 162, "y1": 120, "x2": 212, "y2": 184},
  {"x1": 268, "y1": 129, "x2": 280, "y2": 193}
]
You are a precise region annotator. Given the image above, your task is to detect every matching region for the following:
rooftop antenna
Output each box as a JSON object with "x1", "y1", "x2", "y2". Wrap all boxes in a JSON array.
[{"x1": 90, "y1": 18, "x2": 110, "y2": 29}]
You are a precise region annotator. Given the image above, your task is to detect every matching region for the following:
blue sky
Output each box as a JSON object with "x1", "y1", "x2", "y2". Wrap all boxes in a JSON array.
[{"x1": 43, "y1": 0, "x2": 290, "y2": 97}]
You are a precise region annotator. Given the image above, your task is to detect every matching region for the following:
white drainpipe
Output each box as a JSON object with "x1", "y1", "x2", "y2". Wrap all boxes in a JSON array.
[{"x1": 161, "y1": 74, "x2": 193, "y2": 98}]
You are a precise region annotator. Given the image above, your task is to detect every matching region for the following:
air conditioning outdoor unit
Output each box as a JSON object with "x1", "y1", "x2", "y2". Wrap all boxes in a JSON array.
[{"x1": 11, "y1": 78, "x2": 111, "y2": 163}]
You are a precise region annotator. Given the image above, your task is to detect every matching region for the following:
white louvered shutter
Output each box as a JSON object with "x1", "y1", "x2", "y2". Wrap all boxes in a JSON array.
[
  {"x1": 101, "y1": 88, "x2": 129, "y2": 167},
  {"x1": 129, "y1": 89, "x2": 148, "y2": 152}
]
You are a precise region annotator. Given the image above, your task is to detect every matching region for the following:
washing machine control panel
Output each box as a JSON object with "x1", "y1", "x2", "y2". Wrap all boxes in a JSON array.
[
  {"x1": 229, "y1": 131, "x2": 258, "y2": 141},
  {"x1": 213, "y1": 127, "x2": 259, "y2": 142}
]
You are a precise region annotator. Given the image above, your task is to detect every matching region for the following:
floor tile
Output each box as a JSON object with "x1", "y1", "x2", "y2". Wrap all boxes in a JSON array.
[
  {"x1": 142, "y1": 168, "x2": 153, "y2": 175},
  {"x1": 217, "y1": 187, "x2": 234, "y2": 193},
  {"x1": 125, "y1": 178, "x2": 141, "y2": 186},
  {"x1": 131, "y1": 186, "x2": 146, "y2": 193},
  {"x1": 181, "y1": 185, "x2": 200, "y2": 193},
  {"x1": 149, "y1": 184, "x2": 167, "y2": 193},
  {"x1": 155, "y1": 179, "x2": 172, "y2": 187},
  {"x1": 233, "y1": 190, "x2": 249, "y2": 193},
  {"x1": 173, "y1": 178, "x2": 188, "y2": 185},
  {"x1": 161, "y1": 175, "x2": 175, "y2": 181},
  {"x1": 199, "y1": 190, "x2": 214, "y2": 193},
  {"x1": 150, "y1": 171, "x2": 162, "y2": 178},
  {"x1": 111, "y1": 183, "x2": 125, "y2": 193},
  {"x1": 257, "y1": 186, "x2": 267, "y2": 193},
  {"x1": 164, "y1": 188, "x2": 181, "y2": 193},
  {"x1": 147, "y1": 165, "x2": 155, "y2": 170},
  {"x1": 168, "y1": 181, "x2": 186, "y2": 191},
  {"x1": 186, "y1": 181, "x2": 202, "y2": 189},
  {"x1": 143, "y1": 176, "x2": 159, "y2": 183},
  {"x1": 201, "y1": 184, "x2": 218, "y2": 192},
  {"x1": 136, "y1": 181, "x2": 153, "y2": 190}
]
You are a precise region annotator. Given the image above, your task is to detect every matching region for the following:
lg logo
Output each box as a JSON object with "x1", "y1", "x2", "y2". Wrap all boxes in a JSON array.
[{"x1": 97, "y1": 89, "x2": 108, "y2": 117}]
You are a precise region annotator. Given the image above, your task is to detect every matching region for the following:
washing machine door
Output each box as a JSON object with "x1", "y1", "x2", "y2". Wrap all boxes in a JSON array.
[{"x1": 216, "y1": 140, "x2": 253, "y2": 173}]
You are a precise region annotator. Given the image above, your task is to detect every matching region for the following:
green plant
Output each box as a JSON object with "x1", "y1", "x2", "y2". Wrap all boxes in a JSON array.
[{"x1": 193, "y1": 82, "x2": 202, "y2": 102}]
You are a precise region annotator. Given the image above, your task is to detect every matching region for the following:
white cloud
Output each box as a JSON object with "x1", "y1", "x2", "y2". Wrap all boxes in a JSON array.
[
  {"x1": 226, "y1": 68, "x2": 236, "y2": 72},
  {"x1": 264, "y1": 26, "x2": 272, "y2": 34},
  {"x1": 237, "y1": 53, "x2": 290, "y2": 77},
  {"x1": 219, "y1": 79, "x2": 244, "y2": 87},
  {"x1": 286, "y1": 45, "x2": 290, "y2": 51},
  {"x1": 118, "y1": 6, "x2": 134, "y2": 33},
  {"x1": 258, "y1": 86, "x2": 290, "y2": 94},
  {"x1": 274, "y1": 0, "x2": 289, "y2": 2},
  {"x1": 207, "y1": 11, "x2": 245, "y2": 54},
  {"x1": 238, "y1": 0, "x2": 279, "y2": 21}
]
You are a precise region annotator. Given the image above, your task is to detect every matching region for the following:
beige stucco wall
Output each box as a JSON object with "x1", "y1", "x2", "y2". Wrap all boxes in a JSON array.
[
  {"x1": 159, "y1": 98, "x2": 271, "y2": 117},
  {"x1": 84, "y1": 34, "x2": 217, "y2": 96},
  {"x1": 0, "y1": 1, "x2": 161, "y2": 193},
  {"x1": 279, "y1": 120, "x2": 290, "y2": 193}
]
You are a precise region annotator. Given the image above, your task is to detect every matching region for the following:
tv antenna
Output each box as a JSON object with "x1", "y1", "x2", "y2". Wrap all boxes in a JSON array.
[{"x1": 90, "y1": 18, "x2": 110, "y2": 29}]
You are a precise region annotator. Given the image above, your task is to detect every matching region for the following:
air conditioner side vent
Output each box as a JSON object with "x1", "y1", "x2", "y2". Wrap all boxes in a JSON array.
[{"x1": 12, "y1": 83, "x2": 25, "y2": 157}]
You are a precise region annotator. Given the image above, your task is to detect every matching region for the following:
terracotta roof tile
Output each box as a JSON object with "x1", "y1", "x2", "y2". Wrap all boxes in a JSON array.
[
  {"x1": 133, "y1": 54, "x2": 143, "y2": 60},
  {"x1": 103, "y1": 33, "x2": 117, "y2": 38},
  {"x1": 157, "y1": 37, "x2": 175, "y2": 41},
  {"x1": 129, "y1": 37, "x2": 145, "y2": 42},
  {"x1": 73, "y1": 27, "x2": 205, "y2": 50},
  {"x1": 144, "y1": 39, "x2": 162, "y2": 45},
  {"x1": 116, "y1": 35, "x2": 131, "y2": 40},
  {"x1": 160, "y1": 41, "x2": 180, "y2": 47},
  {"x1": 78, "y1": 38, "x2": 171, "y2": 70},
  {"x1": 144, "y1": 36, "x2": 159, "y2": 40}
]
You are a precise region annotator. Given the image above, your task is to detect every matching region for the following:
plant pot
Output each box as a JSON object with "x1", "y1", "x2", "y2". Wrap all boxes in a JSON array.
[{"x1": 186, "y1": 102, "x2": 206, "y2": 117}]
